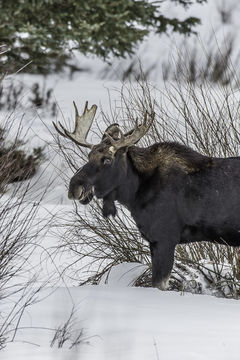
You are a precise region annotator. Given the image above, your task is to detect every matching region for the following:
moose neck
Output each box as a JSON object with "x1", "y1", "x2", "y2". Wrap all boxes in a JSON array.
[{"x1": 114, "y1": 154, "x2": 140, "y2": 209}]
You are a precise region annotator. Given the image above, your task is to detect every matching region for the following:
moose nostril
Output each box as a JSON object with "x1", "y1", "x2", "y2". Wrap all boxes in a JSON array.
[{"x1": 68, "y1": 186, "x2": 85, "y2": 200}]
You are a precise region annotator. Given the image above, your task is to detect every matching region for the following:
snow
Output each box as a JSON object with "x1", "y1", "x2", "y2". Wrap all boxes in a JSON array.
[
  {"x1": 99, "y1": 262, "x2": 148, "y2": 286},
  {"x1": 2, "y1": 286, "x2": 240, "y2": 360},
  {"x1": 1, "y1": 0, "x2": 240, "y2": 359}
]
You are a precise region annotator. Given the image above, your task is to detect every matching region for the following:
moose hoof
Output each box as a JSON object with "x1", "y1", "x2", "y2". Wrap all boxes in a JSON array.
[{"x1": 154, "y1": 276, "x2": 170, "y2": 291}]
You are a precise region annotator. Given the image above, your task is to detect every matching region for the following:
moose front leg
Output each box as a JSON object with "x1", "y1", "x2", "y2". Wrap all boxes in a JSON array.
[{"x1": 150, "y1": 240, "x2": 176, "y2": 290}]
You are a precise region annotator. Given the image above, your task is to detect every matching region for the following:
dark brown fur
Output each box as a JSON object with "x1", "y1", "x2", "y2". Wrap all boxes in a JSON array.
[{"x1": 129, "y1": 142, "x2": 212, "y2": 174}]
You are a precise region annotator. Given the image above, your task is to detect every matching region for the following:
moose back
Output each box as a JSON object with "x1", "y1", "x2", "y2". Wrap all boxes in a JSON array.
[{"x1": 54, "y1": 101, "x2": 240, "y2": 290}]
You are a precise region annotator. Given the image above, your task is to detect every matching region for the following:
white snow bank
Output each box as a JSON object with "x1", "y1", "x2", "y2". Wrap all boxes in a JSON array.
[
  {"x1": 2, "y1": 285, "x2": 240, "y2": 360},
  {"x1": 99, "y1": 262, "x2": 148, "y2": 286}
]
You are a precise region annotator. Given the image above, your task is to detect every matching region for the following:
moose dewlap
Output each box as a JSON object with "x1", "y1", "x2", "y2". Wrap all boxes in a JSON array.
[{"x1": 54, "y1": 101, "x2": 240, "y2": 290}]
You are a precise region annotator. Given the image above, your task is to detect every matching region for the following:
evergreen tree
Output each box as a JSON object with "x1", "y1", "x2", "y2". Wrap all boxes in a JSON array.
[{"x1": 0, "y1": 0, "x2": 206, "y2": 74}]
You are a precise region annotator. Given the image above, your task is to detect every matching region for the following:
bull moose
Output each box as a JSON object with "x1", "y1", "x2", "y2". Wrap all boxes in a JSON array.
[{"x1": 54, "y1": 101, "x2": 240, "y2": 290}]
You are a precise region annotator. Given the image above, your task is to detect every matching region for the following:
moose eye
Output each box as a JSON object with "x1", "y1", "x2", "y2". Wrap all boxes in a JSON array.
[{"x1": 103, "y1": 157, "x2": 112, "y2": 165}]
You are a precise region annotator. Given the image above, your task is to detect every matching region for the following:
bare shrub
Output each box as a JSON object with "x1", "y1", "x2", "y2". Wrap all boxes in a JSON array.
[
  {"x1": 0, "y1": 162, "x2": 54, "y2": 349},
  {"x1": 0, "y1": 129, "x2": 44, "y2": 192},
  {"x1": 0, "y1": 75, "x2": 46, "y2": 191},
  {"x1": 0, "y1": 110, "x2": 54, "y2": 349},
  {"x1": 60, "y1": 201, "x2": 151, "y2": 285},
  {"x1": 56, "y1": 71, "x2": 240, "y2": 298},
  {"x1": 101, "y1": 24, "x2": 239, "y2": 87},
  {"x1": 101, "y1": 57, "x2": 158, "y2": 82},
  {"x1": 163, "y1": 34, "x2": 238, "y2": 87},
  {"x1": 217, "y1": 1, "x2": 236, "y2": 25},
  {"x1": 50, "y1": 307, "x2": 89, "y2": 349},
  {"x1": 0, "y1": 80, "x2": 57, "y2": 115}
]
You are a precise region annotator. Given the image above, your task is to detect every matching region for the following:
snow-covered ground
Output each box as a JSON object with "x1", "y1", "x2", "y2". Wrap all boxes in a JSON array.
[
  {"x1": 1, "y1": 0, "x2": 240, "y2": 359},
  {"x1": 2, "y1": 286, "x2": 240, "y2": 360}
]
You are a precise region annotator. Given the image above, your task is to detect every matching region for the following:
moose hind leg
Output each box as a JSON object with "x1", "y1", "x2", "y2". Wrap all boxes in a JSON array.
[{"x1": 150, "y1": 241, "x2": 175, "y2": 290}]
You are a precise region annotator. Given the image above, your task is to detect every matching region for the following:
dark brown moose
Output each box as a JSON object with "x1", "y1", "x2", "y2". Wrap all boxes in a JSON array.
[{"x1": 54, "y1": 101, "x2": 240, "y2": 290}]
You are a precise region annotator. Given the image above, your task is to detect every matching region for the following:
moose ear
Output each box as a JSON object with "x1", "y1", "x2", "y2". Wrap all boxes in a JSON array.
[{"x1": 102, "y1": 123, "x2": 120, "y2": 141}]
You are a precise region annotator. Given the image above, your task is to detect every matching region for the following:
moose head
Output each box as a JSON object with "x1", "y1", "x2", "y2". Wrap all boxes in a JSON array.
[{"x1": 53, "y1": 101, "x2": 154, "y2": 215}]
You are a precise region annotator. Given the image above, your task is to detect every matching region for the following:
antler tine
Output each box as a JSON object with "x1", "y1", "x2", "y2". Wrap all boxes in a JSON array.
[
  {"x1": 53, "y1": 120, "x2": 69, "y2": 139},
  {"x1": 106, "y1": 111, "x2": 155, "y2": 151},
  {"x1": 53, "y1": 101, "x2": 97, "y2": 148}
]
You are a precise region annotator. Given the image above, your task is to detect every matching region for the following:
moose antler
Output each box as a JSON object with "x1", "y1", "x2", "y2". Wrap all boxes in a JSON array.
[
  {"x1": 53, "y1": 101, "x2": 97, "y2": 148},
  {"x1": 104, "y1": 111, "x2": 155, "y2": 151}
]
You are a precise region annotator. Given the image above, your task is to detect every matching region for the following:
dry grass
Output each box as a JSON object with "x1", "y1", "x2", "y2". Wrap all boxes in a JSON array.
[{"x1": 0, "y1": 89, "x2": 54, "y2": 349}]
